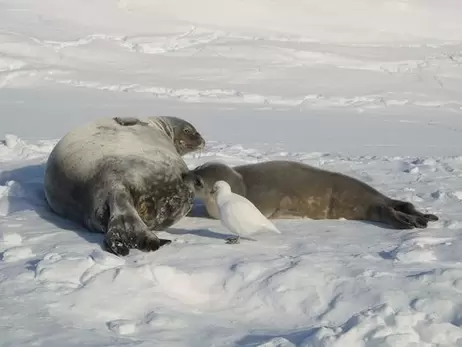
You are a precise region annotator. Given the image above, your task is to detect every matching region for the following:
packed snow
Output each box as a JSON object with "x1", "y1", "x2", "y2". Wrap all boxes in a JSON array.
[{"x1": 1, "y1": 0, "x2": 462, "y2": 346}]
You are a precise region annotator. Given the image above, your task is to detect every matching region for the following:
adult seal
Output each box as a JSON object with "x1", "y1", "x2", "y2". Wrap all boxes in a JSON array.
[
  {"x1": 186, "y1": 160, "x2": 438, "y2": 229},
  {"x1": 44, "y1": 116, "x2": 205, "y2": 256}
]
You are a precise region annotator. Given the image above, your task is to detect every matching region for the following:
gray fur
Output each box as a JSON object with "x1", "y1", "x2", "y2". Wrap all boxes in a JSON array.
[
  {"x1": 186, "y1": 160, "x2": 438, "y2": 229},
  {"x1": 44, "y1": 116, "x2": 205, "y2": 256}
]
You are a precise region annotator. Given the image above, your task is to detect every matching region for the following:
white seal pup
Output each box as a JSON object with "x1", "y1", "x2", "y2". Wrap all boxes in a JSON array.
[
  {"x1": 44, "y1": 116, "x2": 205, "y2": 256},
  {"x1": 211, "y1": 180, "x2": 281, "y2": 244},
  {"x1": 187, "y1": 161, "x2": 438, "y2": 230}
]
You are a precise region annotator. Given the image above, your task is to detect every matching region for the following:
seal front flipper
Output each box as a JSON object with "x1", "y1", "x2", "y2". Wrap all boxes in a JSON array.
[
  {"x1": 113, "y1": 117, "x2": 148, "y2": 127},
  {"x1": 104, "y1": 188, "x2": 171, "y2": 256}
]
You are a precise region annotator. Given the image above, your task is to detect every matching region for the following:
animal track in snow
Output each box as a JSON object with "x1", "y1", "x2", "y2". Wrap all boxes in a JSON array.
[
  {"x1": 107, "y1": 319, "x2": 137, "y2": 335},
  {"x1": 105, "y1": 310, "x2": 191, "y2": 336},
  {"x1": 144, "y1": 310, "x2": 189, "y2": 329},
  {"x1": 120, "y1": 27, "x2": 220, "y2": 54},
  {"x1": 304, "y1": 303, "x2": 462, "y2": 347},
  {"x1": 254, "y1": 337, "x2": 296, "y2": 347},
  {"x1": 431, "y1": 189, "x2": 447, "y2": 200},
  {"x1": 89, "y1": 249, "x2": 125, "y2": 267},
  {"x1": 380, "y1": 236, "x2": 453, "y2": 263},
  {"x1": 34, "y1": 252, "x2": 95, "y2": 288}
]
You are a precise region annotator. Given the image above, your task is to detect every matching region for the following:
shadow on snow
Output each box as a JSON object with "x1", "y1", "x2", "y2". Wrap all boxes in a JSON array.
[{"x1": 0, "y1": 163, "x2": 218, "y2": 251}]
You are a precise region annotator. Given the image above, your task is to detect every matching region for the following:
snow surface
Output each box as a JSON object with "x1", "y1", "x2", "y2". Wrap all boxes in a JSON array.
[{"x1": 1, "y1": 0, "x2": 462, "y2": 346}]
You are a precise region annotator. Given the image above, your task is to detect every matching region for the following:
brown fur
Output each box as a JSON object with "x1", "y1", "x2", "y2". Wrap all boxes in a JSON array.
[{"x1": 187, "y1": 160, "x2": 438, "y2": 229}]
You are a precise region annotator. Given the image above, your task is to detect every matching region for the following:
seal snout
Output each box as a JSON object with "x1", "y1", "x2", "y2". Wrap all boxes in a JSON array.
[
  {"x1": 181, "y1": 172, "x2": 194, "y2": 184},
  {"x1": 190, "y1": 132, "x2": 205, "y2": 149},
  {"x1": 175, "y1": 128, "x2": 205, "y2": 155},
  {"x1": 181, "y1": 171, "x2": 204, "y2": 190}
]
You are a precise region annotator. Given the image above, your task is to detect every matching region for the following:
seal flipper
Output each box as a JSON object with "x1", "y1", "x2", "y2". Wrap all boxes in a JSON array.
[
  {"x1": 104, "y1": 188, "x2": 171, "y2": 256},
  {"x1": 391, "y1": 199, "x2": 438, "y2": 222},
  {"x1": 113, "y1": 117, "x2": 149, "y2": 127},
  {"x1": 380, "y1": 205, "x2": 428, "y2": 229}
]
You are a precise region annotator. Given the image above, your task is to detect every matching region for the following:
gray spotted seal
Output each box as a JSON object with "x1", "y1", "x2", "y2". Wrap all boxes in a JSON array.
[
  {"x1": 186, "y1": 160, "x2": 438, "y2": 229},
  {"x1": 44, "y1": 116, "x2": 205, "y2": 256}
]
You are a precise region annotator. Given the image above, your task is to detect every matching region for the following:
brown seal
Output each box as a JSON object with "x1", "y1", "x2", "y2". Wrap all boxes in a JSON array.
[{"x1": 186, "y1": 160, "x2": 438, "y2": 229}]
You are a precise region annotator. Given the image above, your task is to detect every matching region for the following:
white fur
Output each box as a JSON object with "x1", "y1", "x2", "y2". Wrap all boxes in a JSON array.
[{"x1": 212, "y1": 180, "x2": 281, "y2": 240}]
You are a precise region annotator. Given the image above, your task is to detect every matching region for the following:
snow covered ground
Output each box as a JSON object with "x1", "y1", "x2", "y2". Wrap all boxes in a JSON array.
[{"x1": 1, "y1": 0, "x2": 462, "y2": 346}]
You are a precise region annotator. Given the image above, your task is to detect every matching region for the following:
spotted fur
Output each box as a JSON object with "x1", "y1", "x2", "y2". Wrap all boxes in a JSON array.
[{"x1": 44, "y1": 116, "x2": 204, "y2": 256}]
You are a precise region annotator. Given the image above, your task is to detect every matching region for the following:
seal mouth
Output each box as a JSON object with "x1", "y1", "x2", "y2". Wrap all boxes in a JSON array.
[
  {"x1": 179, "y1": 139, "x2": 204, "y2": 150},
  {"x1": 186, "y1": 143, "x2": 200, "y2": 149},
  {"x1": 192, "y1": 137, "x2": 205, "y2": 149}
]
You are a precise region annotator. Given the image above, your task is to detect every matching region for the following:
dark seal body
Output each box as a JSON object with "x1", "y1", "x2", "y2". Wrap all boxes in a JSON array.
[
  {"x1": 44, "y1": 116, "x2": 204, "y2": 256},
  {"x1": 189, "y1": 160, "x2": 438, "y2": 229}
]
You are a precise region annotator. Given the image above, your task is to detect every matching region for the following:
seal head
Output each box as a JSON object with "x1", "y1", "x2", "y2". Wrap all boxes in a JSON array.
[
  {"x1": 153, "y1": 116, "x2": 205, "y2": 155},
  {"x1": 188, "y1": 161, "x2": 246, "y2": 200},
  {"x1": 183, "y1": 162, "x2": 246, "y2": 219}
]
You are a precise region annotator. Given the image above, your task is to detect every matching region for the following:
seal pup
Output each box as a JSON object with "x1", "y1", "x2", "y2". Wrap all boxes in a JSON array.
[
  {"x1": 187, "y1": 161, "x2": 438, "y2": 230},
  {"x1": 211, "y1": 180, "x2": 281, "y2": 244},
  {"x1": 44, "y1": 116, "x2": 205, "y2": 256}
]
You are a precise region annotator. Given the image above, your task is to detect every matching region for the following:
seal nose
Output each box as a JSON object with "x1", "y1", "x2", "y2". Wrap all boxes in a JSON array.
[
  {"x1": 196, "y1": 133, "x2": 205, "y2": 148},
  {"x1": 182, "y1": 171, "x2": 204, "y2": 189},
  {"x1": 181, "y1": 172, "x2": 192, "y2": 181},
  {"x1": 182, "y1": 171, "x2": 196, "y2": 187}
]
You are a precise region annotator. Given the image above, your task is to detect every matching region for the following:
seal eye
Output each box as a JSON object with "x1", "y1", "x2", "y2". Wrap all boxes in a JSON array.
[
  {"x1": 183, "y1": 127, "x2": 193, "y2": 135},
  {"x1": 194, "y1": 177, "x2": 204, "y2": 189}
]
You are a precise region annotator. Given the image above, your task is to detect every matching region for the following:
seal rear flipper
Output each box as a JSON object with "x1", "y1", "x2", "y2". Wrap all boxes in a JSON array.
[
  {"x1": 381, "y1": 206, "x2": 428, "y2": 229},
  {"x1": 104, "y1": 189, "x2": 171, "y2": 256},
  {"x1": 391, "y1": 199, "x2": 438, "y2": 222}
]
